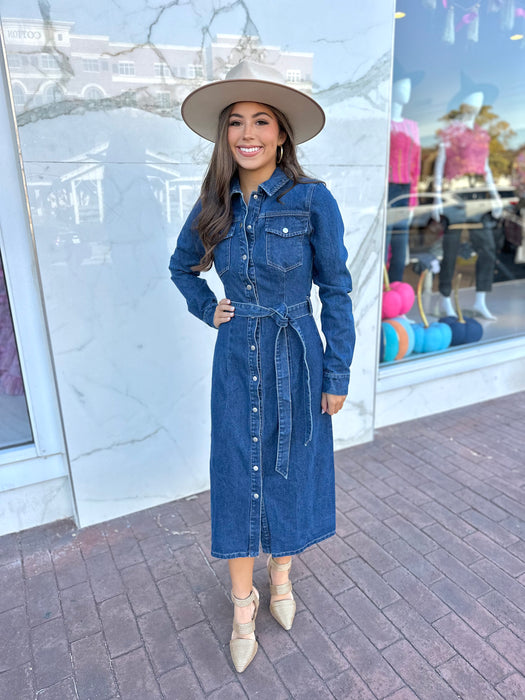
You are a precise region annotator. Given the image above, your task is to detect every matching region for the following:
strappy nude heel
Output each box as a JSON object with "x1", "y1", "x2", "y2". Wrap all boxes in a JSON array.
[
  {"x1": 229, "y1": 586, "x2": 259, "y2": 673},
  {"x1": 267, "y1": 555, "x2": 296, "y2": 630}
]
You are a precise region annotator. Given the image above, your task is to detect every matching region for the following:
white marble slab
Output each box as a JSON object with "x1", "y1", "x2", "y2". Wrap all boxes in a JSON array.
[{"x1": 3, "y1": 0, "x2": 395, "y2": 526}]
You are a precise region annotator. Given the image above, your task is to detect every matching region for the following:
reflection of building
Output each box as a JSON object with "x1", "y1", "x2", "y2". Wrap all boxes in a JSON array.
[{"x1": 3, "y1": 18, "x2": 314, "y2": 113}]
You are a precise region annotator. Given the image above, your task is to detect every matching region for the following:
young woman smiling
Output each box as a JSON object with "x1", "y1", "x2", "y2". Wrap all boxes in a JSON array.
[{"x1": 170, "y1": 60, "x2": 355, "y2": 673}]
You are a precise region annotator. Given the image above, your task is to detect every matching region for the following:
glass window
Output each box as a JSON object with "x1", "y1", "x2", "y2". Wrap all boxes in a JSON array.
[
  {"x1": 156, "y1": 91, "x2": 171, "y2": 108},
  {"x1": 40, "y1": 53, "x2": 60, "y2": 71},
  {"x1": 7, "y1": 54, "x2": 22, "y2": 69},
  {"x1": 187, "y1": 64, "x2": 203, "y2": 79},
  {"x1": 12, "y1": 83, "x2": 26, "y2": 109},
  {"x1": 118, "y1": 62, "x2": 135, "y2": 76},
  {"x1": 43, "y1": 84, "x2": 65, "y2": 103},
  {"x1": 0, "y1": 251, "x2": 33, "y2": 450},
  {"x1": 380, "y1": 3, "x2": 525, "y2": 365},
  {"x1": 154, "y1": 62, "x2": 170, "y2": 77},
  {"x1": 83, "y1": 58, "x2": 100, "y2": 72},
  {"x1": 287, "y1": 69, "x2": 301, "y2": 83},
  {"x1": 84, "y1": 86, "x2": 104, "y2": 100}
]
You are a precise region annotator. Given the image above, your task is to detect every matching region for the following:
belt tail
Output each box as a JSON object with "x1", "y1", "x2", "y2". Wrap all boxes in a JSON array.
[{"x1": 274, "y1": 326, "x2": 292, "y2": 479}]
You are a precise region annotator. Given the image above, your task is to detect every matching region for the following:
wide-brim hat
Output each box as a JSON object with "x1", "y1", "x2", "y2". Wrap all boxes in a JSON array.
[
  {"x1": 181, "y1": 60, "x2": 325, "y2": 145},
  {"x1": 447, "y1": 71, "x2": 499, "y2": 111},
  {"x1": 392, "y1": 59, "x2": 424, "y2": 87}
]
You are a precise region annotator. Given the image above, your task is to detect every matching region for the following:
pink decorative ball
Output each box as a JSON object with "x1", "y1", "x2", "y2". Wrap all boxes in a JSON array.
[
  {"x1": 382, "y1": 290, "x2": 402, "y2": 319},
  {"x1": 390, "y1": 281, "x2": 415, "y2": 315}
]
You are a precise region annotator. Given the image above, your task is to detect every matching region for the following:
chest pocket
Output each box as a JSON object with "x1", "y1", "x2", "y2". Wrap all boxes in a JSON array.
[
  {"x1": 213, "y1": 228, "x2": 235, "y2": 276},
  {"x1": 266, "y1": 218, "x2": 308, "y2": 272}
]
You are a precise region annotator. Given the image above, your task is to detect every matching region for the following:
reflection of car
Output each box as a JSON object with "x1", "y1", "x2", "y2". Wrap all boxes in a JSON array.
[
  {"x1": 453, "y1": 187, "x2": 519, "y2": 224},
  {"x1": 386, "y1": 192, "x2": 466, "y2": 229}
]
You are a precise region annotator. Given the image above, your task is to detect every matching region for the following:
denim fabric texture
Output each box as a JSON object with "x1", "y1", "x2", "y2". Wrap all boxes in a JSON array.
[{"x1": 169, "y1": 167, "x2": 355, "y2": 559}]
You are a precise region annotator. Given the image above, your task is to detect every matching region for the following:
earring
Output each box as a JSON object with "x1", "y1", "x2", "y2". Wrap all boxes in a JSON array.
[{"x1": 276, "y1": 145, "x2": 283, "y2": 164}]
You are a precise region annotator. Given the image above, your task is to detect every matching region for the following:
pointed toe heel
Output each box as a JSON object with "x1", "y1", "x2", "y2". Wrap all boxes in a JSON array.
[
  {"x1": 230, "y1": 587, "x2": 259, "y2": 673},
  {"x1": 267, "y1": 556, "x2": 296, "y2": 631}
]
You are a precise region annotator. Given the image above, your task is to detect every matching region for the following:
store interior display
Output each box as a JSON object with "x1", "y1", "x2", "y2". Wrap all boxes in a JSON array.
[{"x1": 381, "y1": 1, "x2": 525, "y2": 365}]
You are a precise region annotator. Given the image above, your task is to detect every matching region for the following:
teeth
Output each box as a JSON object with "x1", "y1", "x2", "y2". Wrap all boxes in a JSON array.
[{"x1": 239, "y1": 147, "x2": 261, "y2": 153}]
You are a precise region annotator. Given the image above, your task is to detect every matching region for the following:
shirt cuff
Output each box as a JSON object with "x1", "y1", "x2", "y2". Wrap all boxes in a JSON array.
[
  {"x1": 203, "y1": 300, "x2": 218, "y2": 329},
  {"x1": 322, "y1": 371, "x2": 350, "y2": 396}
]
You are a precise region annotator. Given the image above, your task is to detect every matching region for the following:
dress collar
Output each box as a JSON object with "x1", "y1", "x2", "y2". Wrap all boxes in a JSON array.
[{"x1": 230, "y1": 167, "x2": 291, "y2": 199}]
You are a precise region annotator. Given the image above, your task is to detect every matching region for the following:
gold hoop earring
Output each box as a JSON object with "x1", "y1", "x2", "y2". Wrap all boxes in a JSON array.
[{"x1": 276, "y1": 145, "x2": 283, "y2": 164}]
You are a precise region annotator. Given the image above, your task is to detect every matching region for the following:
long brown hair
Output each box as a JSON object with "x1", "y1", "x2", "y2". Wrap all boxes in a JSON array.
[{"x1": 191, "y1": 102, "x2": 314, "y2": 271}]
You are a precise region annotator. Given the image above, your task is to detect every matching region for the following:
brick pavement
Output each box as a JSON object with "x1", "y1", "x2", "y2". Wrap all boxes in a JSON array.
[{"x1": 0, "y1": 391, "x2": 524, "y2": 699}]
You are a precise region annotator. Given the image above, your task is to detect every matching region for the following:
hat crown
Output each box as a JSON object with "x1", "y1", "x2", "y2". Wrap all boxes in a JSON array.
[{"x1": 225, "y1": 60, "x2": 285, "y2": 84}]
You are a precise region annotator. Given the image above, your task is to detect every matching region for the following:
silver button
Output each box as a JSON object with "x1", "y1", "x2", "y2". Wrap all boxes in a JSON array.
[
  {"x1": 253, "y1": 493, "x2": 259, "y2": 499},
  {"x1": 247, "y1": 224, "x2": 252, "y2": 230},
  {"x1": 252, "y1": 436, "x2": 258, "y2": 443},
  {"x1": 283, "y1": 227, "x2": 289, "y2": 233},
  {"x1": 253, "y1": 194, "x2": 258, "y2": 199},
  {"x1": 253, "y1": 465, "x2": 258, "y2": 471},
  {"x1": 246, "y1": 284, "x2": 252, "y2": 290},
  {"x1": 242, "y1": 254, "x2": 247, "y2": 260},
  {"x1": 252, "y1": 376, "x2": 258, "y2": 381},
  {"x1": 250, "y1": 345, "x2": 256, "y2": 351},
  {"x1": 252, "y1": 407, "x2": 257, "y2": 413}
]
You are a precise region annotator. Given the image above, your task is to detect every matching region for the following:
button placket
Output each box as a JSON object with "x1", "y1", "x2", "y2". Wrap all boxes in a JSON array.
[
  {"x1": 244, "y1": 196, "x2": 263, "y2": 555},
  {"x1": 248, "y1": 314, "x2": 262, "y2": 554}
]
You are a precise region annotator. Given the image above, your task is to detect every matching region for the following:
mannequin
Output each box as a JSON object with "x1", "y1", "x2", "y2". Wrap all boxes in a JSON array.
[
  {"x1": 433, "y1": 90, "x2": 501, "y2": 320},
  {"x1": 386, "y1": 77, "x2": 421, "y2": 282}
]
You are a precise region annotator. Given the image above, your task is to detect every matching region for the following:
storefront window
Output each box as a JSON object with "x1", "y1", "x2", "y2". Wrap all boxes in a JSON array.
[
  {"x1": 0, "y1": 251, "x2": 33, "y2": 449},
  {"x1": 381, "y1": 1, "x2": 525, "y2": 364}
]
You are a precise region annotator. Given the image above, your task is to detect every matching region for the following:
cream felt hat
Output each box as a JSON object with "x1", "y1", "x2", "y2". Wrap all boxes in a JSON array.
[{"x1": 181, "y1": 60, "x2": 325, "y2": 145}]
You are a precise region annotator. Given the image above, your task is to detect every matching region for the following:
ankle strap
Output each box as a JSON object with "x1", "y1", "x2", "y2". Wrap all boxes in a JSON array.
[
  {"x1": 269, "y1": 556, "x2": 292, "y2": 572},
  {"x1": 231, "y1": 589, "x2": 255, "y2": 607}
]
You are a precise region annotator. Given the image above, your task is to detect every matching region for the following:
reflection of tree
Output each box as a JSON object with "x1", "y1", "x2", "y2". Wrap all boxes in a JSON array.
[{"x1": 436, "y1": 105, "x2": 517, "y2": 180}]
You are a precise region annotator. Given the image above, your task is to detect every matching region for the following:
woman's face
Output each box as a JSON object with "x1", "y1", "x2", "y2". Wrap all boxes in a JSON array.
[{"x1": 227, "y1": 102, "x2": 286, "y2": 183}]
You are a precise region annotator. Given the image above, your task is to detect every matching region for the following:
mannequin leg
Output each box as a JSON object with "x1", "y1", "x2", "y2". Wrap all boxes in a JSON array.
[
  {"x1": 470, "y1": 223, "x2": 497, "y2": 319},
  {"x1": 438, "y1": 225, "x2": 461, "y2": 316},
  {"x1": 388, "y1": 225, "x2": 409, "y2": 282},
  {"x1": 472, "y1": 291, "x2": 496, "y2": 320},
  {"x1": 385, "y1": 182, "x2": 411, "y2": 281}
]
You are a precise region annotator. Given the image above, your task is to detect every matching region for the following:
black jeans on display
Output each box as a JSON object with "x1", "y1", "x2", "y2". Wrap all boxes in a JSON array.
[
  {"x1": 439, "y1": 218, "x2": 497, "y2": 296},
  {"x1": 385, "y1": 182, "x2": 411, "y2": 283}
]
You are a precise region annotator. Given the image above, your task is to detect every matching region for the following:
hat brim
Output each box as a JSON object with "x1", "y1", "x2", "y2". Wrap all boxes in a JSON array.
[{"x1": 181, "y1": 78, "x2": 325, "y2": 145}]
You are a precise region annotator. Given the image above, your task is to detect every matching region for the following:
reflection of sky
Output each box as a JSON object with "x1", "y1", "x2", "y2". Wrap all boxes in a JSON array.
[
  {"x1": 394, "y1": 2, "x2": 525, "y2": 148},
  {"x1": 0, "y1": 0, "x2": 390, "y2": 92}
]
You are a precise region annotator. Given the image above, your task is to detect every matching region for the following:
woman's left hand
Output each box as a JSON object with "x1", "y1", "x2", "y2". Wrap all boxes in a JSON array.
[{"x1": 321, "y1": 393, "x2": 347, "y2": 415}]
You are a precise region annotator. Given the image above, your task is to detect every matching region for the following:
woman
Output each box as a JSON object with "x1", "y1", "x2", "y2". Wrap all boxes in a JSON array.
[{"x1": 169, "y1": 60, "x2": 355, "y2": 673}]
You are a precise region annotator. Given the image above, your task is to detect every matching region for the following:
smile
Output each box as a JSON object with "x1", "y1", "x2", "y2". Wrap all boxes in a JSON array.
[{"x1": 237, "y1": 146, "x2": 262, "y2": 156}]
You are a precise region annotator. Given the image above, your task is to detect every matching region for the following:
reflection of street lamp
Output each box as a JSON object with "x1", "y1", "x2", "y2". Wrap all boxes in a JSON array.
[
  {"x1": 395, "y1": 12, "x2": 406, "y2": 19},
  {"x1": 510, "y1": 33, "x2": 524, "y2": 40}
]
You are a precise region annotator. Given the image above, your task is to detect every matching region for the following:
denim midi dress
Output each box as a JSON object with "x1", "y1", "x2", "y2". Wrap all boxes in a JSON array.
[{"x1": 169, "y1": 168, "x2": 355, "y2": 559}]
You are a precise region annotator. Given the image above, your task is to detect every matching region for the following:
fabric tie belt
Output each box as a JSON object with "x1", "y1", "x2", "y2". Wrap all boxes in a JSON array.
[{"x1": 231, "y1": 299, "x2": 314, "y2": 480}]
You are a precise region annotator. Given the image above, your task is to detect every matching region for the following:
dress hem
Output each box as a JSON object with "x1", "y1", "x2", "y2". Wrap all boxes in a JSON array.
[{"x1": 210, "y1": 528, "x2": 336, "y2": 560}]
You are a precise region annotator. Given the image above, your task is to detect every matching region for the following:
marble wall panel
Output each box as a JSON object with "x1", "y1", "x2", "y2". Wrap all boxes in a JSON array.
[{"x1": 1, "y1": 0, "x2": 395, "y2": 526}]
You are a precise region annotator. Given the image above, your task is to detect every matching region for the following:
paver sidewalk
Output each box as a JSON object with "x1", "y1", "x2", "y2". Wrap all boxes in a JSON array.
[{"x1": 1, "y1": 392, "x2": 524, "y2": 699}]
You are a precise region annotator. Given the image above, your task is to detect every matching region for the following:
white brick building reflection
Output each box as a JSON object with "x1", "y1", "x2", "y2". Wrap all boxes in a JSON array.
[
  {"x1": 3, "y1": 18, "x2": 314, "y2": 238},
  {"x1": 3, "y1": 18, "x2": 314, "y2": 113}
]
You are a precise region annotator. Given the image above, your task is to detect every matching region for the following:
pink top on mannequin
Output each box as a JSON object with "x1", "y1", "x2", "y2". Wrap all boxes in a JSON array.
[
  {"x1": 438, "y1": 121, "x2": 490, "y2": 180},
  {"x1": 389, "y1": 119, "x2": 421, "y2": 207}
]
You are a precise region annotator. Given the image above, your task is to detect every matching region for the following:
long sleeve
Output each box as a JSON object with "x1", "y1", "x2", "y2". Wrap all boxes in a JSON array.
[
  {"x1": 310, "y1": 183, "x2": 356, "y2": 395},
  {"x1": 169, "y1": 201, "x2": 218, "y2": 329}
]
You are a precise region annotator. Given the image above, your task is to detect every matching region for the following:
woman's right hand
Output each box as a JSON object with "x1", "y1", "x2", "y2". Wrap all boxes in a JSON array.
[{"x1": 214, "y1": 298, "x2": 235, "y2": 328}]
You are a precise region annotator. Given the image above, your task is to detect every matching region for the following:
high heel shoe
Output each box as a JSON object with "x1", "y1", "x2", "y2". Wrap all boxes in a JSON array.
[
  {"x1": 230, "y1": 586, "x2": 259, "y2": 673},
  {"x1": 267, "y1": 555, "x2": 296, "y2": 631}
]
